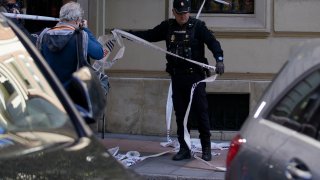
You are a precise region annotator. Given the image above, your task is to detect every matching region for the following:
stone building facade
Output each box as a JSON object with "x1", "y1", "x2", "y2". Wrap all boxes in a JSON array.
[{"x1": 80, "y1": 0, "x2": 320, "y2": 140}]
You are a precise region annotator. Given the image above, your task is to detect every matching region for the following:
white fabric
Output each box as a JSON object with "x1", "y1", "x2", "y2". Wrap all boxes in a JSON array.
[
  {"x1": 95, "y1": 34, "x2": 125, "y2": 70},
  {"x1": 183, "y1": 75, "x2": 218, "y2": 149},
  {"x1": 106, "y1": 30, "x2": 226, "y2": 170},
  {"x1": 214, "y1": 0, "x2": 230, "y2": 5},
  {"x1": 110, "y1": 29, "x2": 220, "y2": 150},
  {"x1": 196, "y1": 0, "x2": 207, "y2": 19},
  {"x1": 166, "y1": 82, "x2": 173, "y2": 142},
  {"x1": 109, "y1": 138, "x2": 229, "y2": 170},
  {"x1": 111, "y1": 29, "x2": 216, "y2": 71},
  {"x1": 2, "y1": 12, "x2": 59, "y2": 21}
]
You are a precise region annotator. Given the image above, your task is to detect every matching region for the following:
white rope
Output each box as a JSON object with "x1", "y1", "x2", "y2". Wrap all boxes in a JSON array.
[
  {"x1": 2, "y1": 12, "x2": 59, "y2": 21},
  {"x1": 196, "y1": 0, "x2": 207, "y2": 19},
  {"x1": 111, "y1": 29, "x2": 218, "y2": 147},
  {"x1": 111, "y1": 29, "x2": 216, "y2": 71},
  {"x1": 109, "y1": 2, "x2": 221, "y2": 148},
  {"x1": 166, "y1": 82, "x2": 173, "y2": 143},
  {"x1": 108, "y1": 139, "x2": 228, "y2": 171},
  {"x1": 111, "y1": 29, "x2": 219, "y2": 149},
  {"x1": 183, "y1": 75, "x2": 218, "y2": 149},
  {"x1": 214, "y1": 0, "x2": 230, "y2": 5},
  {"x1": 197, "y1": 0, "x2": 230, "y2": 19},
  {"x1": 194, "y1": 155, "x2": 226, "y2": 171},
  {"x1": 109, "y1": 29, "x2": 226, "y2": 170}
]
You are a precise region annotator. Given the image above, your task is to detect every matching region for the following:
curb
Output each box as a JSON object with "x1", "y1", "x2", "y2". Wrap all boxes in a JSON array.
[{"x1": 141, "y1": 173, "x2": 223, "y2": 180}]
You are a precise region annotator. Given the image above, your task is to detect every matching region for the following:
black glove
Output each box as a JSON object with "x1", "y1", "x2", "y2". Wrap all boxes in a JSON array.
[
  {"x1": 215, "y1": 61, "x2": 224, "y2": 75},
  {"x1": 118, "y1": 30, "x2": 134, "y2": 41}
]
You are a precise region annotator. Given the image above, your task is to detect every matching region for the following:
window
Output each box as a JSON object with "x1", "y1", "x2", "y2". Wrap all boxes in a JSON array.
[
  {"x1": 0, "y1": 22, "x2": 77, "y2": 156},
  {"x1": 268, "y1": 70, "x2": 320, "y2": 138},
  {"x1": 191, "y1": 0, "x2": 254, "y2": 14},
  {"x1": 169, "y1": 0, "x2": 270, "y2": 34}
]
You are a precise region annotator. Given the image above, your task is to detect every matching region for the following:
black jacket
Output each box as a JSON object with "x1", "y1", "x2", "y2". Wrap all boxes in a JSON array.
[{"x1": 131, "y1": 17, "x2": 223, "y2": 67}]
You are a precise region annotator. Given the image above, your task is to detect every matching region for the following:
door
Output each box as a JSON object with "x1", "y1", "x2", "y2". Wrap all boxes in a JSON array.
[
  {"x1": 269, "y1": 134, "x2": 320, "y2": 179},
  {"x1": 266, "y1": 70, "x2": 320, "y2": 179}
]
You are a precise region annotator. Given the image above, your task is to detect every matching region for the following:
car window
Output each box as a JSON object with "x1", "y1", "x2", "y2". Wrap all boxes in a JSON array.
[
  {"x1": 0, "y1": 19, "x2": 77, "y2": 156},
  {"x1": 268, "y1": 70, "x2": 320, "y2": 138}
]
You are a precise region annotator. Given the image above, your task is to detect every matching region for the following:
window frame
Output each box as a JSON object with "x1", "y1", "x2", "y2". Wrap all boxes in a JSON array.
[
  {"x1": 190, "y1": 0, "x2": 255, "y2": 15},
  {"x1": 168, "y1": 0, "x2": 270, "y2": 35}
]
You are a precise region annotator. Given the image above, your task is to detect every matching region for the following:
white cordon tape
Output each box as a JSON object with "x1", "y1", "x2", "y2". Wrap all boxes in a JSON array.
[
  {"x1": 110, "y1": 29, "x2": 225, "y2": 171},
  {"x1": 2, "y1": 13, "x2": 60, "y2": 21},
  {"x1": 183, "y1": 75, "x2": 218, "y2": 149},
  {"x1": 194, "y1": 155, "x2": 227, "y2": 171},
  {"x1": 111, "y1": 29, "x2": 216, "y2": 71},
  {"x1": 111, "y1": 29, "x2": 218, "y2": 149},
  {"x1": 126, "y1": 151, "x2": 140, "y2": 158},
  {"x1": 196, "y1": 0, "x2": 207, "y2": 19},
  {"x1": 109, "y1": 147, "x2": 177, "y2": 167},
  {"x1": 166, "y1": 82, "x2": 173, "y2": 143},
  {"x1": 214, "y1": 0, "x2": 230, "y2": 5}
]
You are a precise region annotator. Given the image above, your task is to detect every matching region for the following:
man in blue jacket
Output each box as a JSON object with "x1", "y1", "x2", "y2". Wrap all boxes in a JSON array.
[{"x1": 37, "y1": 1, "x2": 104, "y2": 87}]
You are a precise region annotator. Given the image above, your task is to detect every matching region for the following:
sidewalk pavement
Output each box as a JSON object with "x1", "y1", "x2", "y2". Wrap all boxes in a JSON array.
[{"x1": 98, "y1": 133, "x2": 229, "y2": 180}]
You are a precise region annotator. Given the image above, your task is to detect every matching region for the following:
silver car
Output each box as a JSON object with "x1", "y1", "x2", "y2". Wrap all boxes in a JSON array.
[
  {"x1": 0, "y1": 14, "x2": 142, "y2": 179},
  {"x1": 226, "y1": 39, "x2": 320, "y2": 180}
]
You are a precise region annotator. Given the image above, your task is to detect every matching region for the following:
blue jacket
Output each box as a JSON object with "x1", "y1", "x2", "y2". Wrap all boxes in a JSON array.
[{"x1": 39, "y1": 23, "x2": 104, "y2": 86}]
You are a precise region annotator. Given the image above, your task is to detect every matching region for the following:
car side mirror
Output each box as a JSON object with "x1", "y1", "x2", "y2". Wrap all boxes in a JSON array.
[{"x1": 66, "y1": 67, "x2": 106, "y2": 124}]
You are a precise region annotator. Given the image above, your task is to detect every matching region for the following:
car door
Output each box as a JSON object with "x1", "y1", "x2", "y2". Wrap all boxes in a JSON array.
[
  {"x1": 266, "y1": 69, "x2": 320, "y2": 179},
  {"x1": 269, "y1": 133, "x2": 320, "y2": 180}
]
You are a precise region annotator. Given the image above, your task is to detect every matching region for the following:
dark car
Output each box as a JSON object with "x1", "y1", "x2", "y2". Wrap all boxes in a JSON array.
[
  {"x1": 0, "y1": 14, "x2": 142, "y2": 179},
  {"x1": 226, "y1": 39, "x2": 320, "y2": 180}
]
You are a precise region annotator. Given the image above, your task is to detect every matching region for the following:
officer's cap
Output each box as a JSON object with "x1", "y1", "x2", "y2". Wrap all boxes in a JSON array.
[{"x1": 173, "y1": 0, "x2": 191, "y2": 14}]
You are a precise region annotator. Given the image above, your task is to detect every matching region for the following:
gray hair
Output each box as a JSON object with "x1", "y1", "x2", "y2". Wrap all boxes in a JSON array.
[{"x1": 59, "y1": 2, "x2": 83, "y2": 22}]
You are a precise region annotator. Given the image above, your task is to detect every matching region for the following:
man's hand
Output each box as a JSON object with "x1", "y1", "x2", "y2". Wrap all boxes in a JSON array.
[
  {"x1": 215, "y1": 61, "x2": 224, "y2": 75},
  {"x1": 80, "y1": 20, "x2": 88, "y2": 28}
]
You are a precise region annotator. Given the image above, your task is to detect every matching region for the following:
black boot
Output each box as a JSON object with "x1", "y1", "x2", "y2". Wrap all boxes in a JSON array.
[
  {"x1": 172, "y1": 148, "x2": 191, "y2": 161},
  {"x1": 202, "y1": 146, "x2": 212, "y2": 161}
]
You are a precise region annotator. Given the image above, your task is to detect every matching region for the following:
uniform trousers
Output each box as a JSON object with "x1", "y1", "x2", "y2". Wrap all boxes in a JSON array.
[{"x1": 171, "y1": 72, "x2": 211, "y2": 149}]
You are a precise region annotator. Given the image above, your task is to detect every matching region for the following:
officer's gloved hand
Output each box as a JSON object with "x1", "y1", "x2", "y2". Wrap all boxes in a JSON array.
[
  {"x1": 121, "y1": 35, "x2": 133, "y2": 41},
  {"x1": 215, "y1": 61, "x2": 224, "y2": 75},
  {"x1": 121, "y1": 30, "x2": 135, "y2": 41}
]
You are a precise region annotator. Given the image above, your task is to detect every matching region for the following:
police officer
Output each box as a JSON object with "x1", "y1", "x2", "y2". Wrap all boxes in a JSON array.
[{"x1": 131, "y1": 0, "x2": 224, "y2": 161}]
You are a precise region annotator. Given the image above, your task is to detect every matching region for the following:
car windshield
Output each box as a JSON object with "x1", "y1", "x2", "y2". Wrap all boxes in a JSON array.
[{"x1": 0, "y1": 18, "x2": 77, "y2": 156}]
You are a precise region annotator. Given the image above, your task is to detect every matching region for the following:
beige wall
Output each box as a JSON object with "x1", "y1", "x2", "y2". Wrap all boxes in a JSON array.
[
  {"x1": 108, "y1": 37, "x2": 311, "y2": 73},
  {"x1": 106, "y1": 0, "x2": 167, "y2": 30},
  {"x1": 101, "y1": 0, "x2": 320, "y2": 74},
  {"x1": 88, "y1": 0, "x2": 320, "y2": 138},
  {"x1": 274, "y1": 0, "x2": 320, "y2": 33}
]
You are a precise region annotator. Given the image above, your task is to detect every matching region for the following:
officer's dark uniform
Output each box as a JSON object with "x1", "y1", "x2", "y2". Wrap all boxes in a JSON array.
[{"x1": 131, "y1": 6, "x2": 224, "y2": 162}]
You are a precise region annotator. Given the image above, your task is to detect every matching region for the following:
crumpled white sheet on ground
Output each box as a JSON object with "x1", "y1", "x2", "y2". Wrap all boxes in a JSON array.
[
  {"x1": 108, "y1": 146, "x2": 176, "y2": 167},
  {"x1": 107, "y1": 138, "x2": 229, "y2": 170},
  {"x1": 105, "y1": 29, "x2": 227, "y2": 170},
  {"x1": 160, "y1": 138, "x2": 229, "y2": 152},
  {"x1": 160, "y1": 138, "x2": 228, "y2": 171},
  {"x1": 107, "y1": 29, "x2": 221, "y2": 152}
]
